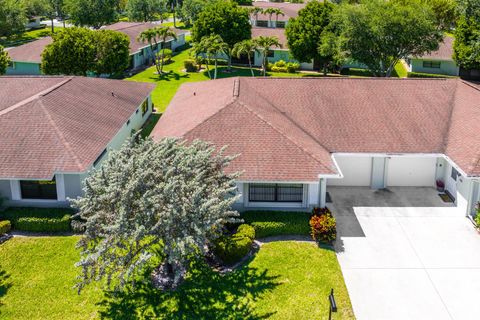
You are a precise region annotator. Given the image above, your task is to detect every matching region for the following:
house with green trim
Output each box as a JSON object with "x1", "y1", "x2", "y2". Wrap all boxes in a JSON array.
[
  {"x1": 407, "y1": 36, "x2": 459, "y2": 76},
  {"x1": 5, "y1": 22, "x2": 187, "y2": 75}
]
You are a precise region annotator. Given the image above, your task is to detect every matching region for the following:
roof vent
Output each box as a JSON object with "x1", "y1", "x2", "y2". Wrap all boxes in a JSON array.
[
  {"x1": 233, "y1": 79, "x2": 240, "y2": 97},
  {"x1": 111, "y1": 91, "x2": 116, "y2": 97}
]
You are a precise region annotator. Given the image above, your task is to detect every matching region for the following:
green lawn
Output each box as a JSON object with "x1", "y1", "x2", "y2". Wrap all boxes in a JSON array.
[
  {"x1": 0, "y1": 237, "x2": 354, "y2": 319},
  {"x1": 0, "y1": 26, "x2": 62, "y2": 48},
  {"x1": 126, "y1": 49, "x2": 310, "y2": 113}
]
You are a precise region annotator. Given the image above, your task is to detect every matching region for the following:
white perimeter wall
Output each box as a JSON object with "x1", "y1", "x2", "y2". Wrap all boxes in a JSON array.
[{"x1": 328, "y1": 156, "x2": 372, "y2": 186}]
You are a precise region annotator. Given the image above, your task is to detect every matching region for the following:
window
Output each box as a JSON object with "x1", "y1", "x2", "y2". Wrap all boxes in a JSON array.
[
  {"x1": 256, "y1": 20, "x2": 268, "y2": 27},
  {"x1": 267, "y1": 50, "x2": 274, "y2": 58},
  {"x1": 423, "y1": 61, "x2": 441, "y2": 68},
  {"x1": 93, "y1": 148, "x2": 107, "y2": 167},
  {"x1": 138, "y1": 50, "x2": 143, "y2": 57},
  {"x1": 451, "y1": 167, "x2": 459, "y2": 181},
  {"x1": 8, "y1": 61, "x2": 14, "y2": 69},
  {"x1": 20, "y1": 179, "x2": 57, "y2": 200},
  {"x1": 136, "y1": 108, "x2": 139, "y2": 114},
  {"x1": 249, "y1": 183, "x2": 303, "y2": 203},
  {"x1": 163, "y1": 41, "x2": 172, "y2": 50},
  {"x1": 126, "y1": 119, "x2": 131, "y2": 126},
  {"x1": 141, "y1": 99, "x2": 149, "y2": 116},
  {"x1": 276, "y1": 21, "x2": 285, "y2": 28}
]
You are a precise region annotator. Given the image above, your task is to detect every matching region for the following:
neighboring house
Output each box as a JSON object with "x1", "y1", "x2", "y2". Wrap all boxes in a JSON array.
[
  {"x1": 246, "y1": 2, "x2": 304, "y2": 28},
  {"x1": 103, "y1": 22, "x2": 187, "y2": 70},
  {"x1": 408, "y1": 36, "x2": 459, "y2": 76},
  {"x1": 5, "y1": 22, "x2": 187, "y2": 75},
  {"x1": 251, "y1": 27, "x2": 313, "y2": 70},
  {"x1": 0, "y1": 76, "x2": 155, "y2": 207},
  {"x1": 5, "y1": 37, "x2": 53, "y2": 75},
  {"x1": 26, "y1": 16, "x2": 42, "y2": 29},
  {"x1": 153, "y1": 77, "x2": 480, "y2": 220}
]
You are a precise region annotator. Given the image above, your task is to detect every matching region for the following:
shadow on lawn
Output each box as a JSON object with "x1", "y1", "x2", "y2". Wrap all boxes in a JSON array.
[
  {"x1": 98, "y1": 259, "x2": 279, "y2": 320},
  {"x1": 0, "y1": 267, "x2": 12, "y2": 313}
]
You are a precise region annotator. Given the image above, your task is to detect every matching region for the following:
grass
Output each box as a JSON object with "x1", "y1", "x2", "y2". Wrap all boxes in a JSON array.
[
  {"x1": 241, "y1": 211, "x2": 311, "y2": 238},
  {"x1": 0, "y1": 237, "x2": 354, "y2": 319},
  {"x1": 341, "y1": 62, "x2": 407, "y2": 78},
  {"x1": 0, "y1": 26, "x2": 62, "y2": 48},
  {"x1": 140, "y1": 113, "x2": 162, "y2": 138},
  {"x1": 126, "y1": 49, "x2": 312, "y2": 113}
]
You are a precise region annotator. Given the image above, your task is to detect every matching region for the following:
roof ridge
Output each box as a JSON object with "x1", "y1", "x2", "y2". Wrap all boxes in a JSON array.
[
  {"x1": 0, "y1": 77, "x2": 72, "y2": 117},
  {"x1": 109, "y1": 22, "x2": 145, "y2": 31},
  {"x1": 440, "y1": 81, "x2": 459, "y2": 154},
  {"x1": 37, "y1": 99, "x2": 84, "y2": 172}
]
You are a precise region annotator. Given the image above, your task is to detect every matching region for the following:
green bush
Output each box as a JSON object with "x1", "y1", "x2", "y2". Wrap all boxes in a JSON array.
[
  {"x1": 275, "y1": 60, "x2": 286, "y2": 68},
  {"x1": 184, "y1": 59, "x2": 198, "y2": 72},
  {"x1": 271, "y1": 65, "x2": 287, "y2": 73},
  {"x1": 286, "y1": 62, "x2": 300, "y2": 73},
  {"x1": 309, "y1": 207, "x2": 336, "y2": 243},
  {"x1": 269, "y1": 60, "x2": 299, "y2": 73},
  {"x1": 16, "y1": 215, "x2": 71, "y2": 233},
  {"x1": 407, "y1": 71, "x2": 455, "y2": 78},
  {"x1": 241, "y1": 211, "x2": 310, "y2": 238},
  {"x1": 0, "y1": 207, "x2": 73, "y2": 232},
  {"x1": 214, "y1": 224, "x2": 255, "y2": 265},
  {"x1": 157, "y1": 49, "x2": 173, "y2": 63},
  {"x1": 0, "y1": 220, "x2": 11, "y2": 235},
  {"x1": 340, "y1": 67, "x2": 374, "y2": 77}
]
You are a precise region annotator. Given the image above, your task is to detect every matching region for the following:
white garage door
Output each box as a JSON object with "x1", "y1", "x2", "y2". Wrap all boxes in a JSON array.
[
  {"x1": 328, "y1": 156, "x2": 372, "y2": 186},
  {"x1": 387, "y1": 157, "x2": 436, "y2": 187}
]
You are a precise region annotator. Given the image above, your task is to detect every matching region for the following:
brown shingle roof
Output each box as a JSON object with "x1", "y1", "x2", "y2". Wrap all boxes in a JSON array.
[
  {"x1": 417, "y1": 36, "x2": 454, "y2": 61},
  {"x1": 6, "y1": 22, "x2": 187, "y2": 63},
  {"x1": 152, "y1": 77, "x2": 480, "y2": 181},
  {"x1": 252, "y1": 27, "x2": 288, "y2": 48},
  {"x1": 103, "y1": 22, "x2": 188, "y2": 54},
  {"x1": 0, "y1": 76, "x2": 155, "y2": 179}
]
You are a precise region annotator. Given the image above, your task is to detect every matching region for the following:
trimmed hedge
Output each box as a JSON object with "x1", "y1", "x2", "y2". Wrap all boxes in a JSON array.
[
  {"x1": 241, "y1": 211, "x2": 310, "y2": 238},
  {"x1": 0, "y1": 207, "x2": 73, "y2": 232},
  {"x1": 214, "y1": 224, "x2": 255, "y2": 265},
  {"x1": 0, "y1": 220, "x2": 11, "y2": 235},
  {"x1": 407, "y1": 72, "x2": 455, "y2": 78}
]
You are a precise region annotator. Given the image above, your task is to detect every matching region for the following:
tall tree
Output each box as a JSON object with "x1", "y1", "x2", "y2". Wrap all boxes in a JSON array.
[
  {"x1": 262, "y1": 7, "x2": 276, "y2": 28},
  {"x1": 420, "y1": 0, "x2": 457, "y2": 31},
  {"x1": 155, "y1": 26, "x2": 177, "y2": 74},
  {"x1": 137, "y1": 28, "x2": 160, "y2": 70},
  {"x1": 202, "y1": 34, "x2": 228, "y2": 79},
  {"x1": 286, "y1": 1, "x2": 335, "y2": 73},
  {"x1": 248, "y1": 6, "x2": 263, "y2": 25},
  {"x1": 253, "y1": 36, "x2": 282, "y2": 76},
  {"x1": 66, "y1": 0, "x2": 119, "y2": 29},
  {"x1": 73, "y1": 137, "x2": 240, "y2": 292},
  {"x1": 95, "y1": 29, "x2": 130, "y2": 76},
  {"x1": 453, "y1": 0, "x2": 480, "y2": 70},
  {"x1": 192, "y1": 1, "x2": 251, "y2": 70},
  {"x1": 22, "y1": 0, "x2": 49, "y2": 19},
  {"x1": 176, "y1": 0, "x2": 208, "y2": 27},
  {"x1": 0, "y1": 0, "x2": 27, "y2": 38},
  {"x1": 126, "y1": 0, "x2": 168, "y2": 22},
  {"x1": 0, "y1": 45, "x2": 10, "y2": 75},
  {"x1": 274, "y1": 8, "x2": 284, "y2": 27},
  {"x1": 336, "y1": 0, "x2": 442, "y2": 77},
  {"x1": 232, "y1": 39, "x2": 258, "y2": 76},
  {"x1": 137, "y1": 26, "x2": 177, "y2": 75}
]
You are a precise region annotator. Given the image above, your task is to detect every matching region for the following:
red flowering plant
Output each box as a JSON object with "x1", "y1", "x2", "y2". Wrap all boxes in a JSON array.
[{"x1": 309, "y1": 207, "x2": 336, "y2": 243}]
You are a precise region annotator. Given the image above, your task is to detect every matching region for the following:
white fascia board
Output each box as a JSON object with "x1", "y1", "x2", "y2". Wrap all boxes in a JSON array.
[{"x1": 237, "y1": 180, "x2": 318, "y2": 184}]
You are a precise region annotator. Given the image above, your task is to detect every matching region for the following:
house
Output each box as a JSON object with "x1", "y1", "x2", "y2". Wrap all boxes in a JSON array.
[
  {"x1": 0, "y1": 76, "x2": 155, "y2": 207},
  {"x1": 5, "y1": 22, "x2": 187, "y2": 75},
  {"x1": 152, "y1": 77, "x2": 480, "y2": 219},
  {"x1": 407, "y1": 36, "x2": 459, "y2": 76},
  {"x1": 103, "y1": 22, "x2": 187, "y2": 70},
  {"x1": 246, "y1": 2, "x2": 304, "y2": 28},
  {"x1": 251, "y1": 27, "x2": 313, "y2": 70}
]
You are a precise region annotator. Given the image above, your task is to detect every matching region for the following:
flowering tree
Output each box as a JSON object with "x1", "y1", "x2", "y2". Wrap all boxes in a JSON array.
[{"x1": 73, "y1": 137, "x2": 240, "y2": 292}]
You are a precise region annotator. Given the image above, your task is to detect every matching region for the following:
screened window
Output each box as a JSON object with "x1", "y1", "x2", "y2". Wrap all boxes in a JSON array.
[
  {"x1": 451, "y1": 167, "x2": 459, "y2": 181},
  {"x1": 267, "y1": 50, "x2": 274, "y2": 58},
  {"x1": 276, "y1": 21, "x2": 285, "y2": 28},
  {"x1": 93, "y1": 148, "x2": 107, "y2": 167},
  {"x1": 256, "y1": 20, "x2": 268, "y2": 27},
  {"x1": 423, "y1": 61, "x2": 441, "y2": 68},
  {"x1": 141, "y1": 99, "x2": 149, "y2": 116},
  {"x1": 20, "y1": 179, "x2": 57, "y2": 200},
  {"x1": 249, "y1": 184, "x2": 303, "y2": 202}
]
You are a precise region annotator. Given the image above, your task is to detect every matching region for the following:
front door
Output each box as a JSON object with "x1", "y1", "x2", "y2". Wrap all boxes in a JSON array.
[{"x1": 445, "y1": 165, "x2": 458, "y2": 201}]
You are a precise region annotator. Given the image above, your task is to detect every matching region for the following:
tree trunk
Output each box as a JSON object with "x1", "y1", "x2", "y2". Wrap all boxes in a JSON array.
[
  {"x1": 172, "y1": 1, "x2": 177, "y2": 28},
  {"x1": 263, "y1": 51, "x2": 267, "y2": 76},
  {"x1": 51, "y1": 18, "x2": 54, "y2": 33},
  {"x1": 205, "y1": 57, "x2": 211, "y2": 79},
  {"x1": 214, "y1": 58, "x2": 218, "y2": 79},
  {"x1": 248, "y1": 55, "x2": 254, "y2": 77},
  {"x1": 160, "y1": 49, "x2": 165, "y2": 74},
  {"x1": 323, "y1": 63, "x2": 327, "y2": 76}
]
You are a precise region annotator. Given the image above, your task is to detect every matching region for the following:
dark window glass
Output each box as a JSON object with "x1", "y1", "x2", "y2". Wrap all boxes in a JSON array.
[
  {"x1": 451, "y1": 167, "x2": 459, "y2": 180},
  {"x1": 423, "y1": 61, "x2": 441, "y2": 68},
  {"x1": 249, "y1": 183, "x2": 303, "y2": 202},
  {"x1": 141, "y1": 99, "x2": 149, "y2": 116},
  {"x1": 267, "y1": 50, "x2": 275, "y2": 58},
  {"x1": 276, "y1": 21, "x2": 285, "y2": 28},
  {"x1": 256, "y1": 20, "x2": 268, "y2": 27},
  {"x1": 20, "y1": 179, "x2": 57, "y2": 200}
]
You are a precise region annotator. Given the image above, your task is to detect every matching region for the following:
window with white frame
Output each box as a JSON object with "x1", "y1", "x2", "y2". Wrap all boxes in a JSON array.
[
  {"x1": 20, "y1": 179, "x2": 57, "y2": 200},
  {"x1": 248, "y1": 183, "x2": 303, "y2": 202}
]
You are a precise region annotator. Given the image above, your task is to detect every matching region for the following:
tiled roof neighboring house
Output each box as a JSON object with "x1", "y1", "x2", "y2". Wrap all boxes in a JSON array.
[
  {"x1": 6, "y1": 37, "x2": 53, "y2": 63},
  {"x1": 416, "y1": 36, "x2": 454, "y2": 61},
  {"x1": 252, "y1": 27, "x2": 288, "y2": 48},
  {"x1": 152, "y1": 77, "x2": 480, "y2": 181},
  {"x1": 103, "y1": 22, "x2": 188, "y2": 54},
  {"x1": 249, "y1": 2, "x2": 305, "y2": 21},
  {"x1": 0, "y1": 76, "x2": 155, "y2": 179}
]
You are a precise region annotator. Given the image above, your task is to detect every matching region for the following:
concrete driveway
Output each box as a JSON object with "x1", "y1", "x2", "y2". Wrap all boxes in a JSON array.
[{"x1": 329, "y1": 187, "x2": 480, "y2": 320}]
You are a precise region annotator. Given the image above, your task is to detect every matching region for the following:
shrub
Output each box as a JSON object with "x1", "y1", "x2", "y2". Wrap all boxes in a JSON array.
[
  {"x1": 309, "y1": 207, "x2": 336, "y2": 243},
  {"x1": 275, "y1": 60, "x2": 287, "y2": 68},
  {"x1": 157, "y1": 49, "x2": 173, "y2": 63},
  {"x1": 0, "y1": 220, "x2": 11, "y2": 235},
  {"x1": 286, "y1": 62, "x2": 300, "y2": 73},
  {"x1": 242, "y1": 210, "x2": 310, "y2": 238},
  {"x1": 213, "y1": 224, "x2": 255, "y2": 265},
  {"x1": 476, "y1": 203, "x2": 480, "y2": 227},
  {"x1": 271, "y1": 65, "x2": 287, "y2": 73},
  {"x1": 0, "y1": 207, "x2": 74, "y2": 232},
  {"x1": 184, "y1": 59, "x2": 198, "y2": 72},
  {"x1": 407, "y1": 71, "x2": 455, "y2": 78}
]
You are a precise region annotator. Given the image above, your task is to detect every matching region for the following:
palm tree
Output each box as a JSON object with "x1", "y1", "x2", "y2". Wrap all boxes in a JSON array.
[
  {"x1": 192, "y1": 40, "x2": 210, "y2": 78},
  {"x1": 248, "y1": 7, "x2": 264, "y2": 26},
  {"x1": 263, "y1": 8, "x2": 277, "y2": 28},
  {"x1": 232, "y1": 40, "x2": 258, "y2": 77},
  {"x1": 155, "y1": 26, "x2": 177, "y2": 74},
  {"x1": 202, "y1": 34, "x2": 228, "y2": 80},
  {"x1": 137, "y1": 28, "x2": 160, "y2": 72},
  {"x1": 273, "y1": 9, "x2": 285, "y2": 28},
  {"x1": 253, "y1": 36, "x2": 282, "y2": 76}
]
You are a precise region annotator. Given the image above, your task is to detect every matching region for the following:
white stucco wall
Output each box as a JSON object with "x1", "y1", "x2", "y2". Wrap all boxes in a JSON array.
[
  {"x1": 328, "y1": 156, "x2": 372, "y2": 186},
  {"x1": 386, "y1": 157, "x2": 436, "y2": 187},
  {"x1": 409, "y1": 59, "x2": 459, "y2": 76}
]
